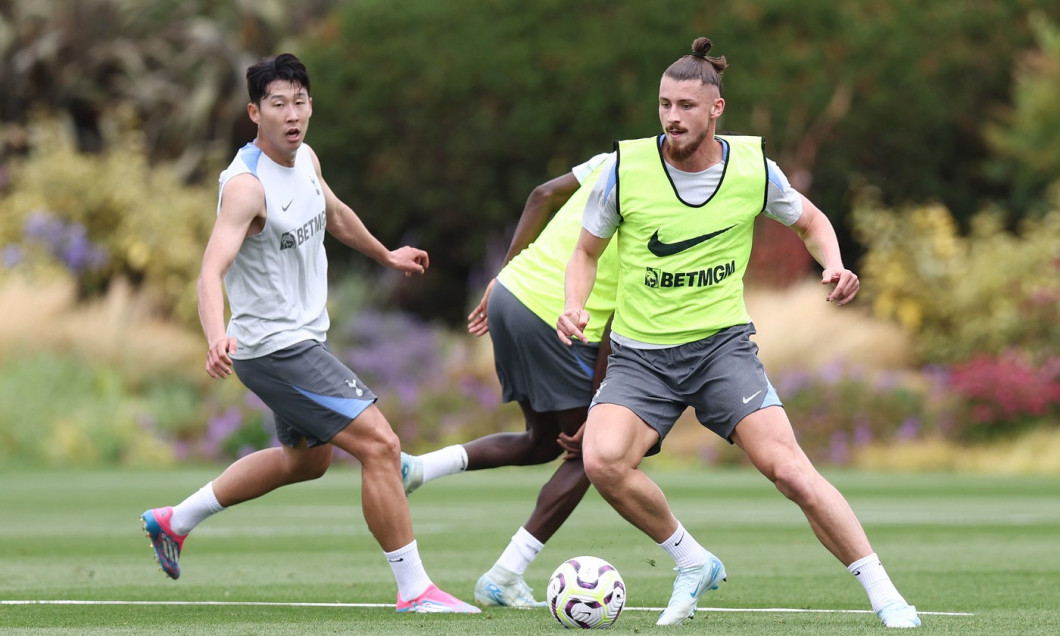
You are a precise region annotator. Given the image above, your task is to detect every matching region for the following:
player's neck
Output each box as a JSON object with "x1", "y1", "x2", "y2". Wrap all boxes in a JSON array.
[{"x1": 253, "y1": 138, "x2": 299, "y2": 168}]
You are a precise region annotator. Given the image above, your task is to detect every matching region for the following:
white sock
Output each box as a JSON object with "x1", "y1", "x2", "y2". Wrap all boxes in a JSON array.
[
  {"x1": 848, "y1": 553, "x2": 906, "y2": 613},
  {"x1": 386, "y1": 540, "x2": 433, "y2": 601},
  {"x1": 420, "y1": 445, "x2": 469, "y2": 483},
  {"x1": 658, "y1": 522, "x2": 709, "y2": 569},
  {"x1": 169, "y1": 481, "x2": 225, "y2": 535},
  {"x1": 494, "y1": 527, "x2": 544, "y2": 576}
]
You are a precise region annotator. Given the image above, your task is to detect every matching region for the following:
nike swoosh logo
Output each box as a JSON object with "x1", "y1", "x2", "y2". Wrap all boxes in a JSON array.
[
  {"x1": 282, "y1": 199, "x2": 293, "y2": 211},
  {"x1": 647, "y1": 225, "x2": 736, "y2": 257},
  {"x1": 742, "y1": 390, "x2": 763, "y2": 404}
]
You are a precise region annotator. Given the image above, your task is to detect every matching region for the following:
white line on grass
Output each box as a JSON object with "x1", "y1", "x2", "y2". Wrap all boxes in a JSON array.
[{"x1": 0, "y1": 600, "x2": 974, "y2": 616}]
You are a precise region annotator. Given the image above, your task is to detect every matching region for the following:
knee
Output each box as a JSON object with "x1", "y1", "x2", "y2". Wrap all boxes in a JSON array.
[
  {"x1": 501, "y1": 430, "x2": 561, "y2": 465},
  {"x1": 524, "y1": 430, "x2": 562, "y2": 464},
  {"x1": 582, "y1": 450, "x2": 622, "y2": 492},
  {"x1": 769, "y1": 461, "x2": 819, "y2": 507},
  {"x1": 352, "y1": 411, "x2": 401, "y2": 461},
  {"x1": 366, "y1": 426, "x2": 402, "y2": 462}
]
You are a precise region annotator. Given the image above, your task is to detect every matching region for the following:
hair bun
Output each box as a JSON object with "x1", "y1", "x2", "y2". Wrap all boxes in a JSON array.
[{"x1": 691, "y1": 36, "x2": 713, "y2": 58}]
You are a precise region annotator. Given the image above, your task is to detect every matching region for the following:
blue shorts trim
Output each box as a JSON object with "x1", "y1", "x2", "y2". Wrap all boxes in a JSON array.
[{"x1": 294, "y1": 386, "x2": 374, "y2": 421}]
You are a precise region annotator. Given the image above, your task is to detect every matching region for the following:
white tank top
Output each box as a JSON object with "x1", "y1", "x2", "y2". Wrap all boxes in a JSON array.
[{"x1": 219, "y1": 142, "x2": 329, "y2": 359}]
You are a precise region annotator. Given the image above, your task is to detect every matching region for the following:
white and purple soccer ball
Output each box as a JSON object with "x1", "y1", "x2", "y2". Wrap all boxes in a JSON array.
[{"x1": 546, "y1": 556, "x2": 626, "y2": 629}]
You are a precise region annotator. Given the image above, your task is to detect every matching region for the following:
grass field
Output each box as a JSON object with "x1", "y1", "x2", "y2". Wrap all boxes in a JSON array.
[{"x1": 0, "y1": 464, "x2": 1057, "y2": 634}]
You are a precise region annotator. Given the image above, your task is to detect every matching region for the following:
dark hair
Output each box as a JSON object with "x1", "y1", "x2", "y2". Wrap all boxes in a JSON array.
[
  {"x1": 663, "y1": 37, "x2": 727, "y2": 93},
  {"x1": 245, "y1": 53, "x2": 311, "y2": 104}
]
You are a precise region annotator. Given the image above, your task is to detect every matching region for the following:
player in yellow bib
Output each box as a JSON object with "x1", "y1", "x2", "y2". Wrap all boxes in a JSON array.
[
  {"x1": 401, "y1": 153, "x2": 619, "y2": 607},
  {"x1": 557, "y1": 37, "x2": 920, "y2": 629}
]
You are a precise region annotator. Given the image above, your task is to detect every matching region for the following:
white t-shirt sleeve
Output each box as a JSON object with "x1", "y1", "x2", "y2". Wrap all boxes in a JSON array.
[
  {"x1": 764, "y1": 158, "x2": 803, "y2": 226},
  {"x1": 572, "y1": 152, "x2": 612, "y2": 185},
  {"x1": 581, "y1": 153, "x2": 621, "y2": 239}
]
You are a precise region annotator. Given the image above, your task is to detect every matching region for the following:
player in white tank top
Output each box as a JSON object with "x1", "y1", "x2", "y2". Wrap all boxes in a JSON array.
[{"x1": 139, "y1": 53, "x2": 477, "y2": 613}]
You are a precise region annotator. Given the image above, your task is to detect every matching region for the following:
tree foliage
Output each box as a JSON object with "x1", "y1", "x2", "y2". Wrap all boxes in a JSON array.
[
  {"x1": 3, "y1": 1, "x2": 1060, "y2": 323},
  {"x1": 300, "y1": 0, "x2": 1060, "y2": 322},
  {"x1": 984, "y1": 12, "x2": 1060, "y2": 214},
  {"x1": 0, "y1": 0, "x2": 338, "y2": 179}
]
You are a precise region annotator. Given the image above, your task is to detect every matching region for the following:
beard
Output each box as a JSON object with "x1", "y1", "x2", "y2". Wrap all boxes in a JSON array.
[{"x1": 665, "y1": 128, "x2": 710, "y2": 162}]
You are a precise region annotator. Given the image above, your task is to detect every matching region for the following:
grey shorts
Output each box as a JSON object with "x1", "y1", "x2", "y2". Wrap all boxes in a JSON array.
[
  {"x1": 232, "y1": 339, "x2": 377, "y2": 448},
  {"x1": 592, "y1": 323, "x2": 781, "y2": 455},
  {"x1": 489, "y1": 282, "x2": 601, "y2": 412}
]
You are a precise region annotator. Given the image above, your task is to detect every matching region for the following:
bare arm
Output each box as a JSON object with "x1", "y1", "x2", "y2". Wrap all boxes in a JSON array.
[
  {"x1": 466, "y1": 172, "x2": 581, "y2": 336},
  {"x1": 197, "y1": 173, "x2": 262, "y2": 379},
  {"x1": 502, "y1": 173, "x2": 581, "y2": 265},
  {"x1": 790, "y1": 194, "x2": 859, "y2": 305},
  {"x1": 557, "y1": 228, "x2": 611, "y2": 345},
  {"x1": 309, "y1": 147, "x2": 429, "y2": 276}
]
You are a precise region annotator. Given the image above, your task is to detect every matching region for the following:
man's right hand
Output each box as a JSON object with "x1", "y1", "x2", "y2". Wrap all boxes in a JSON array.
[
  {"x1": 206, "y1": 336, "x2": 237, "y2": 379},
  {"x1": 558, "y1": 423, "x2": 586, "y2": 460},
  {"x1": 556, "y1": 308, "x2": 589, "y2": 346}
]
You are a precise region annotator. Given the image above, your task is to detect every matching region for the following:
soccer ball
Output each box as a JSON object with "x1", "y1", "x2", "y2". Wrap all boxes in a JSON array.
[{"x1": 546, "y1": 556, "x2": 626, "y2": 629}]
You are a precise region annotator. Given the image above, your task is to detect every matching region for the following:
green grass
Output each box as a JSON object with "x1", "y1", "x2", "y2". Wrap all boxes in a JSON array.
[{"x1": 0, "y1": 464, "x2": 1057, "y2": 634}]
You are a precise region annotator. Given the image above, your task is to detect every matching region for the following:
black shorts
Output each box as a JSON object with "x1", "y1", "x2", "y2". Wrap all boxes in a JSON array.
[
  {"x1": 489, "y1": 282, "x2": 601, "y2": 412},
  {"x1": 233, "y1": 340, "x2": 377, "y2": 448}
]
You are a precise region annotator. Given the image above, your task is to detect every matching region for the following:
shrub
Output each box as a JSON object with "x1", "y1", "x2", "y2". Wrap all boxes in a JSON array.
[
  {"x1": 775, "y1": 365, "x2": 940, "y2": 464},
  {"x1": 944, "y1": 352, "x2": 1060, "y2": 440},
  {"x1": 0, "y1": 347, "x2": 282, "y2": 468},
  {"x1": 0, "y1": 276, "x2": 269, "y2": 467},
  {"x1": 0, "y1": 111, "x2": 219, "y2": 327},
  {"x1": 851, "y1": 195, "x2": 1060, "y2": 364}
]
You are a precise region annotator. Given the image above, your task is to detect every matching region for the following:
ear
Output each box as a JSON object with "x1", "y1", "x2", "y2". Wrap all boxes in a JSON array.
[
  {"x1": 711, "y1": 97, "x2": 725, "y2": 118},
  {"x1": 247, "y1": 102, "x2": 260, "y2": 125}
]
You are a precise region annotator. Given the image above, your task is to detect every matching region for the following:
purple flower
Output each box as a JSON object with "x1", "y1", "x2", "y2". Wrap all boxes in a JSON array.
[
  {"x1": 828, "y1": 431, "x2": 850, "y2": 464},
  {"x1": 21, "y1": 212, "x2": 108, "y2": 273},
  {"x1": 896, "y1": 416, "x2": 921, "y2": 441},
  {"x1": 342, "y1": 309, "x2": 442, "y2": 397},
  {"x1": 2, "y1": 245, "x2": 23, "y2": 267},
  {"x1": 697, "y1": 444, "x2": 718, "y2": 465},
  {"x1": 819, "y1": 362, "x2": 845, "y2": 385},
  {"x1": 59, "y1": 223, "x2": 109, "y2": 273},
  {"x1": 244, "y1": 391, "x2": 270, "y2": 412},
  {"x1": 873, "y1": 371, "x2": 898, "y2": 392},
  {"x1": 172, "y1": 440, "x2": 191, "y2": 461},
  {"x1": 205, "y1": 407, "x2": 243, "y2": 446},
  {"x1": 23, "y1": 212, "x2": 64, "y2": 243},
  {"x1": 853, "y1": 419, "x2": 874, "y2": 446},
  {"x1": 777, "y1": 370, "x2": 811, "y2": 396}
]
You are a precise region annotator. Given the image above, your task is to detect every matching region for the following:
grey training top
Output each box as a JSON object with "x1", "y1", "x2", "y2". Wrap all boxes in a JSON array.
[{"x1": 219, "y1": 142, "x2": 330, "y2": 359}]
